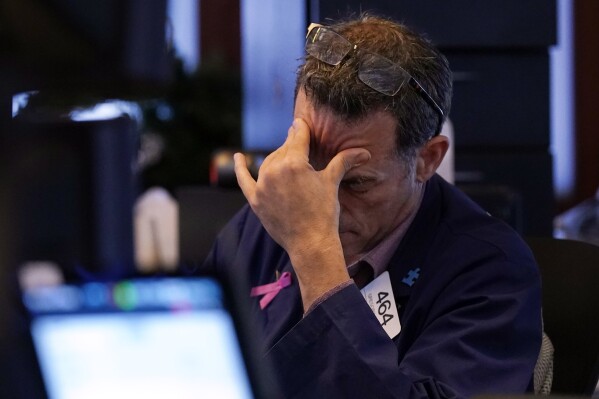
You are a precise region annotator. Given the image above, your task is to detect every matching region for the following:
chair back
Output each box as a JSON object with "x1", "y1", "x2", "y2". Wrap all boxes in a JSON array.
[
  {"x1": 177, "y1": 186, "x2": 247, "y2": 265},
  {"x1": 526, "y1": 237, "x2": 599, "y2": 395}
]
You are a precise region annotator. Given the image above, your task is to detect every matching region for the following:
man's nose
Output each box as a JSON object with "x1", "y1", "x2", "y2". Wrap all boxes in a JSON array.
[{"x1": 338, "y1": 190, "x2": 350, "y2": 213}]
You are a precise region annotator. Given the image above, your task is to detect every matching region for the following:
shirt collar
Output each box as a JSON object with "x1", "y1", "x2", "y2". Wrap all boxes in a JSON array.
[{"x1": 348, "y1": 183, "x2": 425, "y2": 278}]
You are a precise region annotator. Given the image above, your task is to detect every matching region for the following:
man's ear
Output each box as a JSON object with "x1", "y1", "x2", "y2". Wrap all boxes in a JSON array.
[{"x1": 415, "y1": 135, "x2": 449, "y2": 182}]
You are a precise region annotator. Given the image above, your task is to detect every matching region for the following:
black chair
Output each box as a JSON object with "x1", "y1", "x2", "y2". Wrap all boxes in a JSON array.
[
  {"x1": 458, "y1": 183, "x2": 524, "y2": 234},
  {"x1": 526, "y1": 237, "x2": 599, "y2": 395}
]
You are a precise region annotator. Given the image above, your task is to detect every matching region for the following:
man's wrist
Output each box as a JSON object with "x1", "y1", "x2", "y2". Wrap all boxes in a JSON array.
[
  {"x1": 287, "y1": 237, "x2": 350, "y2": 312},
  {"x1": 304, "y1": 280, "x2": 354, "y2": 315}
]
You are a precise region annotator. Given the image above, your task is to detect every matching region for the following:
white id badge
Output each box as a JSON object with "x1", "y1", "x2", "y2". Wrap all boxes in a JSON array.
[{"x1": 360, "y1": 271, "x2": 401, "y2": 339}]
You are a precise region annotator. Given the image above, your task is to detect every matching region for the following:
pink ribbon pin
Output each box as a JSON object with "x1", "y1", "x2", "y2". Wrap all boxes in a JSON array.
[{"x1": 250, "y1": 272, "x2": 292, "y2": 310}]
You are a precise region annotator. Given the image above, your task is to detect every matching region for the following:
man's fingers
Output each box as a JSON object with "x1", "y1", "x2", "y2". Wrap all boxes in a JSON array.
[
  {"x1": 325, "y1": 148, "x2": 371, "y2": 185},
  {"x1": 261, "y1": 121, "x2": 299, "y2": 169},
  {"x1": 234, "y1": 152, "x2": 257, "y2": 200},
  {"x1": 286, "y1": 118, "x2": 310, "y2": 160}
]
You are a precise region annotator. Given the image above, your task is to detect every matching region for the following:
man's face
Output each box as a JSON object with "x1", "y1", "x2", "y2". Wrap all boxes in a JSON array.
[{"x1": 294, "y1": 90, "x2": 424, "y2": 265}]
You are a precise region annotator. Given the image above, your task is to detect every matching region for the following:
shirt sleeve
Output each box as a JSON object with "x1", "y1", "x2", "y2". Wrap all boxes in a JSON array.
[{"x1": 303, "y1": 280, "x2": 354, "y2": 316}]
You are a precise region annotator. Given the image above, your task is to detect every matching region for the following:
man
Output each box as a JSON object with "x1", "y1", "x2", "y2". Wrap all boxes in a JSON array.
[{"x1": 204, "y1": 15, "x2": 542, "y2": 398}]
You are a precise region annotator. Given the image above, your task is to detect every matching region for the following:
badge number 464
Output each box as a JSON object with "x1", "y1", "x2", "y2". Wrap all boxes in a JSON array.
[{"x1": 360, "y1": 271, "x2": 401, "y2": 339}]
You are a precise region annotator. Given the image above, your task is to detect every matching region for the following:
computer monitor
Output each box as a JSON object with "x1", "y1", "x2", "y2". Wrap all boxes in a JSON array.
[{"x1": 21, "y1": 275, "x2": 276, "y2": 399}]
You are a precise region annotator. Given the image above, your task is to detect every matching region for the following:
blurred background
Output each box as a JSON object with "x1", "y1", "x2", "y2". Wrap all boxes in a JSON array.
[{"x1": 1, "y1": 0, "x2": 599, "y2": 396}]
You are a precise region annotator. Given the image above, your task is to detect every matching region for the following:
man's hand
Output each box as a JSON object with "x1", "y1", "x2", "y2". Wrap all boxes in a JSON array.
[{"x1": 234, "y1": 118, "x2": 370, "y2": 310}]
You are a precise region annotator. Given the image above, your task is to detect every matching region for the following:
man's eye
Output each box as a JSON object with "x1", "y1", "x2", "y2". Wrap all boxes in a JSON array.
[{"x1": 342, "y1": 177, "x2": 374, "y2": 192}]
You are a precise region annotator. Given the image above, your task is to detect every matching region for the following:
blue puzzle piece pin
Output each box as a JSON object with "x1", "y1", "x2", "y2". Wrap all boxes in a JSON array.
[{"x1": 402, "y1": 268, "x2": 420, "y2": 287}]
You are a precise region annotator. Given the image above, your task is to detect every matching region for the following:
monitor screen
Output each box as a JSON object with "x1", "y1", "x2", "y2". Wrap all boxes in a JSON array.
[{"x1": 23, "y1": 277, "x2": 256, "y2": 399}]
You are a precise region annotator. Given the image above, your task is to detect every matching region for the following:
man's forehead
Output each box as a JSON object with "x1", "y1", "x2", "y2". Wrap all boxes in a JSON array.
[
  {"x1": 309, "y1": 117, "x2": 369, "y2": 151},
  {"x1": 294, "y1": 89, "x2": 397, "y2": 155},
  {"x1": 311, "y1": 113, "x2": 396, "y2": 151}
]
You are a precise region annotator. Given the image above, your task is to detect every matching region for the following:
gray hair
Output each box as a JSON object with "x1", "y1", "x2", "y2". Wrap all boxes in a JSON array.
[{"x1": 295, "y1": 14, "x2": 452, "y2": 160}]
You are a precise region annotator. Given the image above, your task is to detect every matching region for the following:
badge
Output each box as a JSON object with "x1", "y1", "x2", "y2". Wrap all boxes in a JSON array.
[{"x1": 360, "y1": 271, "x2": 401, "y2": 339}]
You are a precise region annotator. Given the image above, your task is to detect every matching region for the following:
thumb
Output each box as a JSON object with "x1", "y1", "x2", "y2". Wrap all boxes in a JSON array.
[{"x1": 325, "y1": 148, "x2": 371, "y2": 185}]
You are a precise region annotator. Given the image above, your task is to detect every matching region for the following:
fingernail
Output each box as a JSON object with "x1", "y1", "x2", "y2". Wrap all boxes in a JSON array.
[
  {"x1": 293, "y1": 118, "x2": 304, "y2": 129},
  {"x1": 354, "y1": 151, "x2": 371, "y2": 166}
]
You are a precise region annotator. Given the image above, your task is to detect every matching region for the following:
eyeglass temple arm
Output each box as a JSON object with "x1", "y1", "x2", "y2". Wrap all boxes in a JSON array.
[{"x1": 409, "y1": 78, "x2": 445, "y2": 135}]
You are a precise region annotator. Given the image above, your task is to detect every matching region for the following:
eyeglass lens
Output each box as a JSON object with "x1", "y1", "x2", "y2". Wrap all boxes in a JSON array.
[
  {"x1": 358, "y1": 54, "x2": 410, "y2": 96},
  {"x1": 306, "y1": 26, "x2": 411, "y2": 96},
  {"x1": 306, "y1": 27, "x2": 352, "y2": 66}
]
